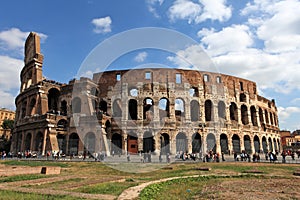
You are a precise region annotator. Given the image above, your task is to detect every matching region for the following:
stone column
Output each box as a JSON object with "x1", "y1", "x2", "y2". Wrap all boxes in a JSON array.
[
  {"x1": 42, "y1": 129, "x2": 48, "y2": 156},
  {"x1": 227, "y1": 135, "x2": 233, "y2": 155},
  {"x1": 202, "y1": 132, "x2": 207, "y2": 154},
  {"x1": 122, "y1": 133, "x2": 127, "y2": 154},
  {"x1": 215, "y1": 133, "x2": 221, "y2": 154}
]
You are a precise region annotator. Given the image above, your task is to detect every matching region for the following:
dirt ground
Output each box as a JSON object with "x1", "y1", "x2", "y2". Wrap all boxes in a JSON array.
[
  {"x1": 198, "y1": 177, "x2": 300, "y2": 200},
  {"x1": 0, "y1": 161, "x2": 300, "y2": 200}
]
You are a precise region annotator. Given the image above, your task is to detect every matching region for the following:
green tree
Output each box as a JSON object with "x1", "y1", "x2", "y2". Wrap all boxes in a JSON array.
[{"x1": 1, "y1": 119, "x2": 14, "y2": 130}]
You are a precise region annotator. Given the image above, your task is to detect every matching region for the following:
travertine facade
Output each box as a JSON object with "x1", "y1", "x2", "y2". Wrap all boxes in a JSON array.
[{"x1": 11, "y1": 32, "x2": 281, "y2": 156}]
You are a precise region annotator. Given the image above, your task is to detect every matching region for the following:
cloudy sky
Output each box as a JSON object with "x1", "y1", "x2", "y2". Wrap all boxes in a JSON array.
[{"x1": 0, "y1": 0, "x2": 300, "y2": 131}]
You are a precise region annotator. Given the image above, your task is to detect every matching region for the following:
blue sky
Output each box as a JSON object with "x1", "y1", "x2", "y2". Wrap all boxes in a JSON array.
[{"x1": 0, "y1": 0, "x2": 300, "y2": 131}]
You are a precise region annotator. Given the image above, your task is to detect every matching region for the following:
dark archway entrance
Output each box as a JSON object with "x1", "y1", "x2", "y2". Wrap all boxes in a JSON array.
[
  {"x1": 68, "y1": 133, "x2": 79, "y2": 155},
  {"x1": 35, "y1": 132, "x2": 43, "y2": 154},
  {"x1": 57, "y1": 134, "x2": 67, "y2": 154},
  {"x1": 254, "y1": 135, "x2": 260, "y2": 153},
  {"x1": 143, "y1": 131, "x2": 154, "y2": 153},
  {"x1": 160, "y1": 133, "x2": 170, "y2": 155},
  {"x1": 244, "y1": 135, "x2": 252, "y2": 154},
  {"x1": 111, "y1": 133, "x2": 122, "y2": 155},
  {"x1": 25, "y1": 133, "x2": 32, "y2": 151},
  {"x1": 207, "y1": 133, "x2": 216, "y2": 153},
  {"x1": 192, "y1": 133, "x2": 201, "y2": 153},
  {"x1": 262, "y1": 137, "x2": 267, "y2": 153},
  {"x1": 232, "y1": 134, "x2": 241, "y2": 153},
  {"x1": 176, "y1": 132, "x2": 187, "y2": 153},
  {"x1": 84, "y1": 132, "x2": 96, "y2": 155},
  {"x1": 220, "y1": 134, "x2": 228, "y2": 154}
]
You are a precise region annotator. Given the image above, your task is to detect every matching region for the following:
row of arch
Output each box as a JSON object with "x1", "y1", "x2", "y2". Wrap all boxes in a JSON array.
[{"x1": 19, "y1": 130, "x2": 280, "y2": 156}]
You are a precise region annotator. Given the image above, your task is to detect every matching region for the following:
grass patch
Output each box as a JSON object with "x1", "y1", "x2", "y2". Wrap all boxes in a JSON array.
[
  {"x1": 3, "y1": 160, "x2": 69, "y2": 168},
  {"x1": 0, "y1": 174, "x2": 47, "y2": 183},
  {"x1": 0, "y1": 190, "x2": 84, "y2": 200},
  {"x1": 74, "y1": 181, "x2": 138, "y2": 196},
  {"x1": 139, "y1": 175, "x2": 258, "y2": 200},
  {"x1": 22, "y1": 178, "x2": 84, "y2": 189}
]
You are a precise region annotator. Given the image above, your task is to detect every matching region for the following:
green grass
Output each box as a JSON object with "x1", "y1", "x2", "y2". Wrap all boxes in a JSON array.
[
  {"x1": 0, "y1": 190, "x2": 86, "y2": 200},
  {"x1": 139, "y1": 175, "x2": 259, "y2": 200},
  {"x1": 0, "y1": 174, "x2": 47, "y2": 183},
  {"x1": 74, "y1": 181, "x2": 138, "y2": 196},
  {"x1": 2, "y1": 160, "x2": 69, "y2": 168}
]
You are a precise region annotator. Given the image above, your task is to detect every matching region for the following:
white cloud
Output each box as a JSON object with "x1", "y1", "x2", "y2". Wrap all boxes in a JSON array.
[
  {"x1": 168, "y1": 0, "x2": 232, "y2": 24},
  {"x1": 147, "y1": 0, "x2": 164, "y2": 18},
  {"x1": 0, "y1": 28, "x2": 47, "y2": 50},
  {"x1": 168, "y1": 0, "x2": 202, "y2": 24},
  {"x1": 242, "y1": 0, "x2": 300, "y2": 54},
  {"x1": 278, "y1": 106, "x2": 300, "y2": 123},
  {"x1": 0, "y1": 28, "x2": 28, "y2": 50},
  {"x1": 134, "y1": 52, "x2": 148, "y2": 62},
  {"x1": 198, "y1": 25, "x2": 253, "y2": 56},
  {"x1": 0, "y1": 55, "x2": 23, "y2": 109},
  {"x1": 196, "y1": 0, "x2": 232, "y2": 23},
  {"x1": 92, "y1": 16, "x2": 112, "y2": 34}
]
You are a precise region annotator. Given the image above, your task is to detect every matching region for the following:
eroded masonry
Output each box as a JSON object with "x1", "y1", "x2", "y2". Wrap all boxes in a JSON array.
[{"x1": 11, "y1": 32, "x2": 281, "y2": 156}]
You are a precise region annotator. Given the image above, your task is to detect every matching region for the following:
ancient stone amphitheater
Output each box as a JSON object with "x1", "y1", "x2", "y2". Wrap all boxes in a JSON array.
[{"x1": 11, "y1": 32, "x2": 281, "y2": 157}]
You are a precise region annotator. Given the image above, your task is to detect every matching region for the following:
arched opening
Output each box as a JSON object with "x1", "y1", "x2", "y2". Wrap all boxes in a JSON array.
[
  {"x1": 21, "y1": 101, "x2": 27, "y2": 118},
  {"x1": 61, "y1": 100, "x2": 67, "y2": 116},
  {"x1": 262, "y1": 136, "x2": 267, "y2": 153},
  {"x1": 143, "y1": 98, "x2": 154, "y2": 120},
  {"x1": 220, "y1": 134, "x2": 228, "y2": 154},
  {"x1": 270, "y1": 112, "x2": 274, "y2": 125},
  {"x1": 160, "y1": 133, "x2": 170, "y2": 155},
  {"x1": 129, "y1": 87, "x2": 138, "y2": 96},
  {"x1": 84, "y1": 132, "x2": 96, "y2": 155},
  {"x1": 29, "y1": 98, "x2": 36, "y2": 116},
  {"x1": 72, "y1": 97, "x2": 81, "y2": 114},
  {"x1": 69, "y1": 133, "x2": 79, "y2": 155},
  {"x1": 218, "y1": 101, "x2": 226, "y2": 119},
  {"x1": 105, "y1": 120, "x2": 111, "y2": 135},
  {"x1": 207, "y1": 133, "x2": 216, "y2": 153},
  {"x1": 205, "y1": 100, "x2": 213, "y2": 121},
  {"x1": 127, "y1": 132, "x2": 138, "y2": 154},
  {"x1": 48, "y1": 88, "x2": 60, "y2": 112},
  {"x1": 25, "y1": 133, "x2": 32, "y2": 151},
  {"x1": 159, "y1": 98, "x2": 170, "y2": 120},
  {"x1": 111, "y1": 133, "x2": 122, "y2": 155},
  {"x1": 128, "y1": 99, "x2": 138, "y2": 120},
  {"x1": 99, "y1": 100, "x2": 108, "y2": 113},
  {"x1": 57, "y1": 134, "x2": 67, "y2": 154},
  {"x1": 192, "y1": 133, "x2": 201, "y2": 153},
  {"x1": 113, "y1": 99, "x2": 122, "y2": 117},
  {"x1": 244, "y1": 135, "x2": 252, "y2": 154},
  {"x1": 175, "y1": 98, "x2": 185, "y2": 120},
  {"x1": 176, "y1": 132, "x2": 187, "y2": 153},
  {"x1": 35, "y1": 132, "x2": 43, "y2": 154},
  {"x1": 143, "y1": 131, "x2": 154, "y2": 153},
  {"x1": 91, "y1": 87, "x2": 98, "y2": 97},
  {"x1": 229, "y1": 102, "x2": 238, "y2": 121},
  {"x1": 265, "y1": 110, "x2": 269, "y2": 124},
  {"x1": 241, "y1": 105, "x2": 249, "y2": 125},
  {"x1": 250, "y1": 106, "x2": 258, "y2": 126},
  {"x1": 259, "y1": 107, "x2": 264, "y2": 126},
  {"x1": 277, "y1": 139, "x2": 281, "y2": 152},
  {"x1": 57, "y1": 119, "x2": 68, "y2": 130},
  {"x1": 189, "y1": 87, "x2": 199, "y2": 97},
  {"x1": 190, "y1": 100, "x2": 200, "y2": 122},
  {"x1": 254, "y1": 135, "x2": 260, "y2": 153},
  {"x1": 240, "y1": 93, "x2": 246, "y2": 102},
  {"x1": 232, "y1": 134, "x2": 241, "y2": 154},
  {"x1": 268, "y1": 137, "x2": 273, "y2": 152}
]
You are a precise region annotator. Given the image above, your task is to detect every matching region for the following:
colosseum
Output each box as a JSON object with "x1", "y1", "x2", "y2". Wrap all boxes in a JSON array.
[{"x1": 11, "y1": 32, "x2": 281, "y2": 157}]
